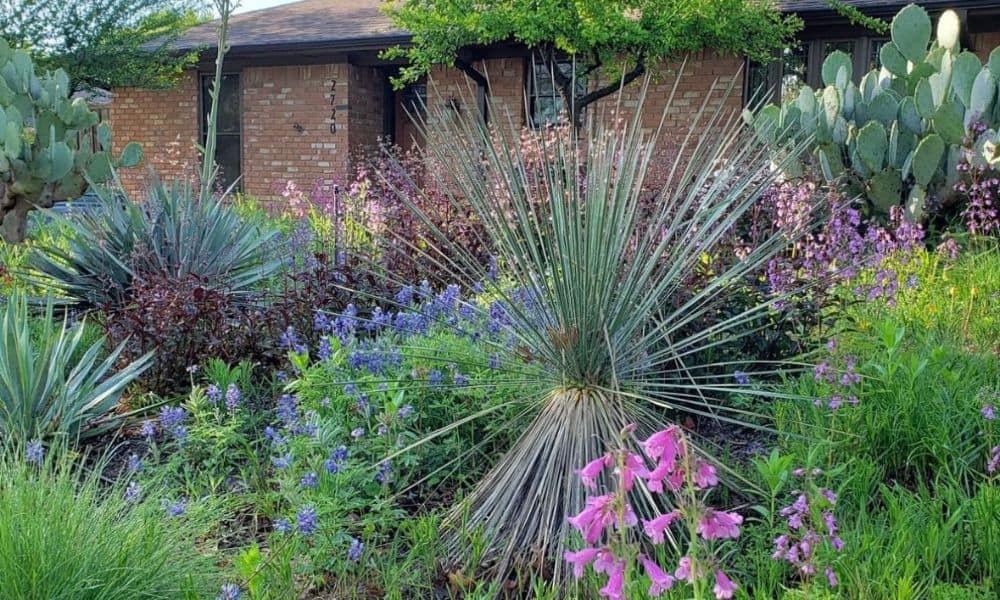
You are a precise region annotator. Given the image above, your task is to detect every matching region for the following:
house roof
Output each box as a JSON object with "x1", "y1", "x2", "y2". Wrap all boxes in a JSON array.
[
  {"x1": 172, "y1": 0, "x2": 1000, "y2": 54},
  {"x1": 780, "y1": 0, "x2": 997, "y2": 13},
  {"x1": 170, "y1": 0, "x2": 406, "y2": 53}
]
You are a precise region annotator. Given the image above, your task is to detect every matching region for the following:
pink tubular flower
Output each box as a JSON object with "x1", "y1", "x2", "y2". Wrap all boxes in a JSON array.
[
  {"x1": 674, "y1": 555, "x2": 701, "y2": 583},
  {"x1": 642, "y1": 426, "x2": 683, "y2": 465},
  {"x1": 695, "y1": 461, "x2": 719, "y2": 488},
  {"x1": 620, "y1": 502, "x2": 638, "y2": 530},
  {"x1": 643, "y1": 460, "x2": 671, "y2": 493},
  {"x1": 697, "y1": 508, "x2": 743, "y2": 540},
  {"x1": 567, "y1": 494, "x2": 616, "y2": 544},
  {"x1": 563, "y1": 547, "x2": 600, "y2": 579},
  {"x1": 592, "y1": 548, "x2": 618, "y2": 574},
  {"x1": 644, "y1": 461, "x2": 685, "y2": 493},
  {"x1": 713, "y1": 570, "x2": 738, "y2": 599},
  {"x1": 577, "y1": 453, "x2": 612, "y2": 489},
  {"x1": 599, "y1": 559, "x2": 626, "y2": 600},
  {"x1": 825, "y1": 566, "x2": 838, "y2": 587},
  {"x1": 642, "y1": 510, "x2": 682, "y2": 543},
  {"x1": 638, "y1": 554, "x2": 675, "y2": 596},
  {"x1": 617, "y1": 452, "x2": 649, "y2": 491}
]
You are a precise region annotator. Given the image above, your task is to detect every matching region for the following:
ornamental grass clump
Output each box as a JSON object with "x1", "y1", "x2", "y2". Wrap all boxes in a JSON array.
[
  {"x1": 0, "y1": 443, "x2": 220, "y2": 599},
  {"x1": 328, "y1": 74, "x2": 811, "y2": 577}
]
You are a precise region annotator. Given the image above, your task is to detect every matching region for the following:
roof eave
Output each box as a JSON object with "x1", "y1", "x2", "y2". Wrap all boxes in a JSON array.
[{"x1": 175, "y1": 33, "x2": 412, "y2": 59}]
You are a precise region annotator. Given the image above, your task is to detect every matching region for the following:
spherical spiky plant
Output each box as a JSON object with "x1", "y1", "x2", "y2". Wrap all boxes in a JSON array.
[{"x1": 334, "y1": 74, "x2": 808, "y2": 579}]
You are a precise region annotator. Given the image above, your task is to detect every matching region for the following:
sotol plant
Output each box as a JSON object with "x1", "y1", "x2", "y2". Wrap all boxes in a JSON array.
[
  {"x1": 0, "y1": 39, "x2": 141, "y2": 243},
  {"x1": 749, "y1": 4, "x2": 1000, "y2": 220},
  {"x1": 343, "y1": 76, "x2": 812, "y2": 579}
]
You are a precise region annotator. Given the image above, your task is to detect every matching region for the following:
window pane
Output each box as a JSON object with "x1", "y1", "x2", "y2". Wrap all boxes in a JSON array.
[
  {"x1": 535, "y1": 97, "x2": 563, "y2": 125},
  {"x1": 780, "y1": 44, "x2": 809, "y2": 102},
  {"x1": 402, "y1": 82, "x2": 426, "y2": 115},
  {"x1": 530, "y1": 59, "x2": 586, "y2": 125},
  {"x1": 745, "y1": 59, "x2": 771, "y2": 104},
  {"x1": 201, "y1": 73, "x2": 241, "y2": 192},
  {"x1": 215, "y1": 136, "x2": 241, "y2": 192},
  {"x1": 868, "y1": 38, "x2": 888, "y2": 71},
  {"x1": 532, "y1": 63, "x2": 557, "y2": 96},
  {"x1": 202, "y1": 74, "x2": 241, "y2": 135},
  {"x1": 823, "y1": 40, "x2": 855, "y2": 59}
]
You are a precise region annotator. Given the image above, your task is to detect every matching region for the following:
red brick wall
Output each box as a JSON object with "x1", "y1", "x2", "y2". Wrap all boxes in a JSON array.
[
  {"x1": 242, "y1": 64, "x2": 350, "y2": 199},
  {"x1": 425, "y1": 52, "x2": 743, "y2": 189},
  {"x1": 612, "y1": 51, "x2": 745, "y2": 188},
  {"x1": 427, "y1": 58, "x2": 525, "y2": 135},
  {"x1": 109, "y1": 71, "x2": 200, "y2": 197},
  {"x1": 110, "y1": 51, "x2": 743, "y2": 205}
]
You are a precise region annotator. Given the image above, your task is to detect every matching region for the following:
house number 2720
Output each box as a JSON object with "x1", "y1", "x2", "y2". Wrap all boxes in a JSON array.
[{"x1": 329, "y1": 79, "x2": 337, "y2": 134}]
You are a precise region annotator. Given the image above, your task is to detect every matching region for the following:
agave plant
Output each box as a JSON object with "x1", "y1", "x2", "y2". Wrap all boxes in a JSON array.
[
  {"x1": 0, "y1": 292, "x2": 151, "y2": 442},
  {"x1": 325, "y1": 74, "x2": 812, "y2": 578},
  {"x1": 24, "y1": 178, "x2": 283, "y2": 309}
]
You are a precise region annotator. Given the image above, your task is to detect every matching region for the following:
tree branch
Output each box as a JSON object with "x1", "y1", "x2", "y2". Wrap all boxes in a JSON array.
[
  {"x1": 454, "y1": 57, "x2": 488, "y2": 89},
  {"x1": 578, "y1": 49, "x2": 603, "y2": 78},
  {"x1": 574, "y1": 53, "x2": 647, "y2": 115},
  {"x1": 454, "y1": 56, "x2": 490, "y2": 122}
]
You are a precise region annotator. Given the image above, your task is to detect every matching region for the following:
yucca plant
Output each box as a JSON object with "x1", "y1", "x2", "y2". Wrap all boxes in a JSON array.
[
  {"x1": 323, "y1": 74, "x2": 812, "y2": 578},
  {"x1": 23, "y1": 178, "x2": 282, "y2": 309},
  {"x1": 0, "y1": 292, "x2": 150, "y2": 442}
]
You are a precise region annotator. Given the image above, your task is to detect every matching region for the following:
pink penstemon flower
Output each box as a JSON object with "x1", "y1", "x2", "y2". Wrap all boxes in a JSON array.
[
  {"x1": 577, "y1": 453, "x2": 613, "y2": 489},
  {"x1": 639, "y1": 553, "x2": 675, "y2": 595},
  {"x1": 563, "y1": 547, "x2": 600, "y2": 578},
  {"x1": 564, "y1": 424, "x2": 742, "y2": 599}
]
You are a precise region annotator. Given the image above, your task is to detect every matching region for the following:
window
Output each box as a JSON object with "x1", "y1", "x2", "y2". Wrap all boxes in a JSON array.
[
  {"x1": 867, "y1": 38, "x2": 889, "y2": 71},
  {"x1": 528, "y1": 59, "x2": 586, "y2": 126},
  {"x1": 200, "y1": 73, "x2": 241, "y2": 192},
  {"x1": 745, "y1": 35, "x2": 887, "y2": 105},
  {"x1": 780, "y1": 44, "x2": 810, "y2": 102},
  {"x1": 822, "y1": 40, "x2": 856, "y2": 58},
  {"x1": 401, "y1": 82, "x2": 427, "y2": 117},
  {"x1": 745, "y1": 43, "x2": 809, "y2": 105}
]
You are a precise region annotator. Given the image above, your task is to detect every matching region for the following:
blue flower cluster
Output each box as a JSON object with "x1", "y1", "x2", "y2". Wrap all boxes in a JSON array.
[{"x1": 158, "y1": 406, "x2": 189, "y2": 441}]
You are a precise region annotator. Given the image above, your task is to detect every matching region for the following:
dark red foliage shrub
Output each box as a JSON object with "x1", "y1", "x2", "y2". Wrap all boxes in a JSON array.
[
  {"x1": 348, "y1": 143, "x2": 493, "y2": 287},
  {"x1": 101, "y1": 250, "x2": 375, "y2": 394},
  {"x1": 101, "y1": 272, "x2": 253, "y2": 395},
  {"x1": 251, "y1": 250, "x2": 380, "y2": 362}
]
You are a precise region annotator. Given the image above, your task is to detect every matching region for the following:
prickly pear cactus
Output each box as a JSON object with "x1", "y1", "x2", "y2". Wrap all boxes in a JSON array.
[
  {"x1": 747, "y1": 3, "x2": 1000, "y2": 221},
  {"x1": 0, "y1": 39, "x2": 142, "y2": 243}
]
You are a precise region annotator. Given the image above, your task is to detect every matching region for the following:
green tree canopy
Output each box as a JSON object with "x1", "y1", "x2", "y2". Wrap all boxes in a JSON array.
[
  {"x1": 383, "y1": 0, "x2": 801, "y2": 124},
  {"x1": 0, "y1": 0, "x2": 207, "y2": 91}
]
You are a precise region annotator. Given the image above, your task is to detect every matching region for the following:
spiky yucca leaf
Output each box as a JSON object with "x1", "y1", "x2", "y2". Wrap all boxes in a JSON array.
[
  {"x1": 0, "y1": 292, "x2": 151, "y2": 442},
  {"x1": 328, "y1": 72, "x2": 811, "y2": 578},
  {"x1": 24, "y1": 178, "x2": 282, "y2": 309}
]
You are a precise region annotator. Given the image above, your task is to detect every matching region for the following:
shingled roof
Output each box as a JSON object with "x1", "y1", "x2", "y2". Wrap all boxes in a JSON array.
[
  {"x1": 170, "y1": 0, "x2": 405, "y2": 53},
  {"x1": 172, "y1": 0, "x2": 998, "y2": 54},
  {"x1": 779, "y1": 0, "x2": 994, "y2": 13}
]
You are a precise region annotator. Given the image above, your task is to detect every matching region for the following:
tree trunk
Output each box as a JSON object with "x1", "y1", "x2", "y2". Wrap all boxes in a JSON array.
[{"x1": 1, "y1": 198, "x2": 30, "y2": 243}]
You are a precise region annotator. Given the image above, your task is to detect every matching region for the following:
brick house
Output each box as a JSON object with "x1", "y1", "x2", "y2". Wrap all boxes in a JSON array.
[{"x1": 109, "y1": 0, "x2": 1000, "y2": 200}]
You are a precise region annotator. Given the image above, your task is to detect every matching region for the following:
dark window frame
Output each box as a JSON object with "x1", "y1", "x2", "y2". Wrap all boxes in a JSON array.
[
  {"x1": 744, "y1": 34, "x2": 890, "y2": 105},
  {"x1": 526, "y1": 55, "x2": 588, "y2": 127},
  {"x1": 199, "y1": 72, "x2": 243, "y2": 193}
]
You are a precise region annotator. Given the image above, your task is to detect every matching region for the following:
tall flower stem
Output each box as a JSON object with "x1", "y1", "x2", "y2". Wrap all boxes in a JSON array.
[{"x1": 199, "y1": 0, "x2": 238, "y2": 201}]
